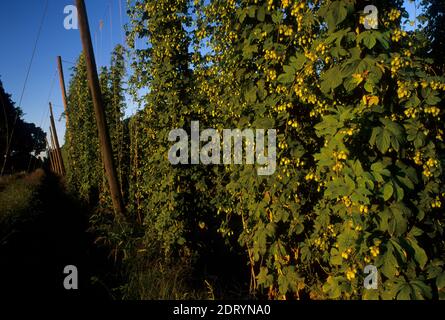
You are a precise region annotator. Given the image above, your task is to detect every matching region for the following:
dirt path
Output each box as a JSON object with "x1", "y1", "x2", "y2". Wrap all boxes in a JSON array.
[{"x1": 0, "y1": 172, "x2": 114, "y2": 299}]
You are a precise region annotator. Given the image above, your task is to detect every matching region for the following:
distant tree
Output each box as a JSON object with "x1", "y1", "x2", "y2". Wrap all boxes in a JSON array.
[{"x1": 0, "y1": 78, "x2": 45, "y2": 174}]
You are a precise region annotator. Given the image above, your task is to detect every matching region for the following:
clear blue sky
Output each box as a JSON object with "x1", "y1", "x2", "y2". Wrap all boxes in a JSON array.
[
  {"x1": 0, "y1": 0, "x2": 419, "y2": 147},
  {"x1": 0, "y1": 0, "x2": 130, "y2": 146}
]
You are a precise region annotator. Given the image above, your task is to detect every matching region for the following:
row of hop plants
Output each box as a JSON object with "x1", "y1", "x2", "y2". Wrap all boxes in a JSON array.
[{"x1": 65, "y1": 0, "x2": 444, "y2": 299}]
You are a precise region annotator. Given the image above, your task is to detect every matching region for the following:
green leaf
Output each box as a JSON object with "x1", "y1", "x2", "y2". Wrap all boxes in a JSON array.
[
  {"x1": 411, "y1": 280, "x2": 433, "y2": 299},
  {"x1": 326, "y1": 1, "x2": 348, "y2": 31},
  {"x1": 277, "y1": 65, "x2": 296, "y2": 84},
  {"x1": 370, "y1": 126, "x2": 392, "y2": 154},
  {"x1": 245, "y1": 86, "x2": 257, "y2": 104},
  {"x1": 397, "y1": 284, "x2": 412, "y2": 300},
  {"x1": 257, "y1": 267, "x2": 274, "y2": 286},
  {"x1": 320, "y1": 66, "x2": 343, "y2": 93},
  {"x1": 394, "y1": 182, "x2": 404, "y2": 201},
  {"x1": 248, "y1": 5, "x2": 256, "y2": 18},
  {"x1": 381, "y1": 118, "x2": 405, "y2": 152},
  {"x1": 379, "y1": 207, "x2": 390, "y2": 231},
  {"x1": 425, "y1": 92, "x2": 441, "y2": 105},
  {"x1": 257, "y1": 6, "x2": 265, "y2": 22},
  {"x1": 271, "y1": 10, "x2": 283, "y2": 24},
  {"x1": 343, "y1": 77, "x2": 358, "y2": 91},
  {"x1": 408, "y1": 226, "x2": 423, "y2": 238},
  {"x1": 390, "y1": 238, "x2": 407, "y2": 263},
  {"x1": 436, "y1": 272, "x2": 445, "y2": 290},
  {"x1": 406, "y1": 95, "x2": 421, "y2": 108},
  {"x1": 364, "y1": 81, "x2": 374, "y2": 93},
  {"x1": 330, "y1": 248, "x2": 342, "y2": 265},
  {"x1": 382, "y1": 243, "x2": 398, "y2": 278},
  {"x1": 362, "y1": 289, "x2": 379, "y2": 300},
  {"x1": 294, "y1": 223, "x2": 304, "y2": 235},
  {"x1": 242, "y1": 43, "x2": 258, "y2": 59},
  {"x1": 253, "y1": 117, "x2": 275, "y2": 129},
  {"x1": 382, "y1": 280, "x2": 403, "y2": 299},
  {"x1": 376, "y1": 32, "x2": 390, "y2": 49},
  {"x1": 408, "y1": 238, "x2": 428, "y2": 269},
  {"x1": 322, "y1": 276, "x2": 342, "y2": 299},
  {"x1": 289, "y1": 54, "x2": 306, "y2": 71},
  {"x1": 358, "y1": 31, "x2": 377, "y2": 49},
  {"x1": 389, "y1": 204, "x2": 408, "y2": 236},
  {"x1": 383, "y1": 183, "x2": 393, "y2": 201},
  {"x1": 379, "y1": 129, "x2": 391, "y2": 153}
]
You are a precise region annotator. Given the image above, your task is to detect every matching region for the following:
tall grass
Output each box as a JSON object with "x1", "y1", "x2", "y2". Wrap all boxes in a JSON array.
[
  {"x1": 122, "y1": 251, "x2": 210, "y2": 300},
  {"x1": 0, "y1": 169, "x2": 45, "y2": 235}
]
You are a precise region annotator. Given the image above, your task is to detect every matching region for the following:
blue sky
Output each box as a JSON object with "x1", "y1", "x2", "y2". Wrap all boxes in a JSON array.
[
  {"x1": 0, "y1": 0, "x2": 130, "y2": 145},
  {"x1": 0, "y1": 0, "x2": 420, "y2": 146}
]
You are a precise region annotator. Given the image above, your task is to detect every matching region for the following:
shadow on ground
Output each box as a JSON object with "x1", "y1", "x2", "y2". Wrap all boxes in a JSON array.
[{"x1": 0, "y1": 171, "x2": 114, "y2": 300}]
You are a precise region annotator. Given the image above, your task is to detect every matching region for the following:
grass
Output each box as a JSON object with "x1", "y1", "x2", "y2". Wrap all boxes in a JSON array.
[
  {"x1": 121, "y1": 241, "x2": 225, "y2": 300},
  {"x1": 0, "y1": 169, "x2": 248, "y2": 300},
  {"x1": 118, "y1": 236, "x2": 249, "y2": 300},
  {"x1": 0, "y1": 169, "x2": 45, "y2": 236},
  {"x1": 0, "y1": 169, "x2": 118, "y2": 299},
  {"x1": 124, "y1": 256, "x2": 208, "y2": 300}
]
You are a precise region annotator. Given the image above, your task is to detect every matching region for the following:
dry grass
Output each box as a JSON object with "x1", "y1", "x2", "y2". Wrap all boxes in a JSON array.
[
  {"x1": 0, "y1": 169, "x2": 45, "y2": 233},
  {"x1": 120, "y1": 243, "x2": 210, "y2": 300}
]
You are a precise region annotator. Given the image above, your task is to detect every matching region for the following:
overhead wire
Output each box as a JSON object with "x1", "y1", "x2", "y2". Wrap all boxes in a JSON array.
[
  {"x1": 26, "y1": 0, "x2": 129, "y2": 173},
  {"x1": 1, "y1": 0, "x2": 49, "y2": 175}
]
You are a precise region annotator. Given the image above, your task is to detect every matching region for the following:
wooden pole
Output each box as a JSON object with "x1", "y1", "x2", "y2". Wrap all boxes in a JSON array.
[
  {"x1": 49, "y1": 102, "x2": 65, "y2": 175},
  {"x1": 50, "y1": 149, "x2": 57, "y2": 173},
  {"x1": 49, "y1": 127, "x2": 61, "y2": 175},
  {"x1": 57, "y1": 56, "x2": 69, "y2": 129},
  {"x1": 49, "y1": 149, "x2": 55, "y2": 173},
  {"x1": 48, "y1": 129, "x2": 55, "y2": 173},
  {"x1": 57, "y1": 56, "x2": 72, "y2": 172},
  {"x1": 45, "y1": 137, "x2": 55, "y2": 173},
  {"x1": 76, "y1": 0, "x2": 126, "y2": 220}
]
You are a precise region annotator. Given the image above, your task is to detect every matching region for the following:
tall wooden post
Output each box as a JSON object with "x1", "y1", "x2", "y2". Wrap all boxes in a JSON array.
[
  {"x1": 49, "y1": 103, "x2": 65, "y2": 175},
  {"x1": 46, "y1": 137, "x2": 55, "y2": 173},
  {"x1": 57, "y1": 56, "x2": 69, "y2": 129},
  {"x1": 57, "y1": 56, "x2": 72, "y2": 172},
  {"x1": 76, "y1": 0, "x2": 126, "y2": 220},
  {"x1": 49, "y1": 127, "x2": 61, "y2": 175},
  {"x1": 49, "y1": 149, "x2": 56, "y2": 173}
]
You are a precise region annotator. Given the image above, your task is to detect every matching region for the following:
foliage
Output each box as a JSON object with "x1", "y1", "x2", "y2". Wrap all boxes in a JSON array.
[
  {"x1": 126, "y1": 0, "x2": 203, "y2": 255},
  {"x1": 65, "y1": 0, "x2": 445, "y2": 300},
  {"x1": 0, "y1": 79, "x2": 46, "y2": 174},
  {"x1": 66, "y1": 54, "x2": 102, "y2": 203},
  {"x1": 66, "y1": 46, "x2": 128, "y2": 206},
  {"x1": 0, "y1": 169, "x2": 45, "y2": 235}
]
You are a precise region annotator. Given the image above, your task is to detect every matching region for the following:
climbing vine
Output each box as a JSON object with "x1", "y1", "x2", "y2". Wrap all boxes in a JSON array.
[{"x1": 65, "y1": 0, "x2": 444, "y2": 300}]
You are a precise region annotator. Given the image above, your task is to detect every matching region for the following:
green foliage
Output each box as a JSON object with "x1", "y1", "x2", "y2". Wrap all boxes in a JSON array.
[
  {"x1": 66, "y1": 0, "x2": 445, "y2": 300},
  {"x1": 0, "y1": 170, "x2": 45, "y2": 234},
  {"x1": 126, "y1": 0, "x2": 207, "y2": 255},
  {"x1": 0, "y1": 80, "x2": 46, "y2": 174},
  {"x1": 66, "y1": 54, "x2": 102, "y2": 203},
  {"x1": 66, "y1": 46, "x2": 128, "y2": 207}
]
